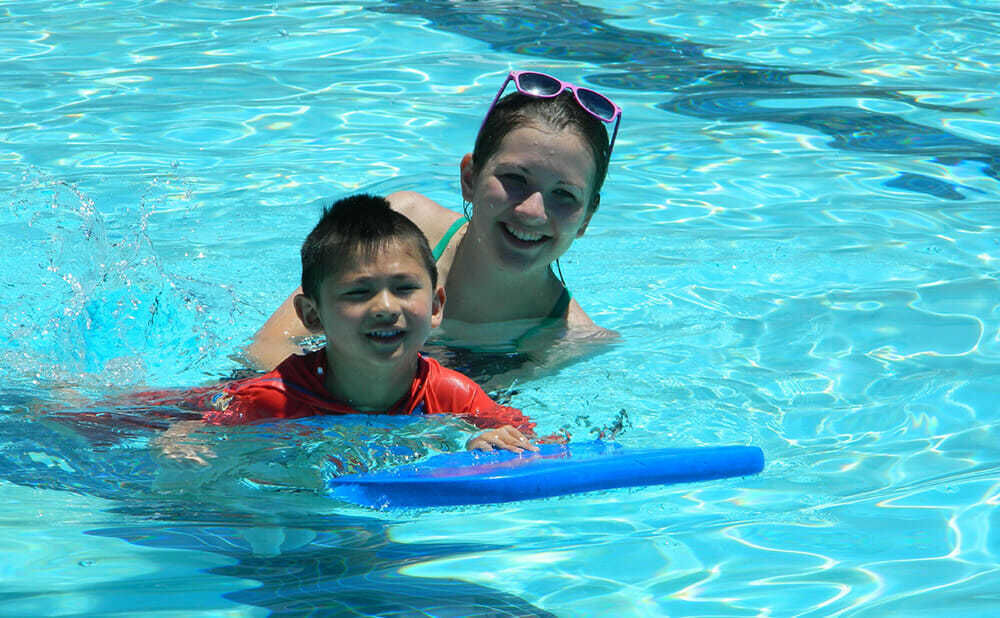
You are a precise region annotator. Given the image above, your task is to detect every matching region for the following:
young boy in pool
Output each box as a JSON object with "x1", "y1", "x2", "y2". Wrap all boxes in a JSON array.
[{"x1": 161, "y1": 194, "x2": 538, "y2": 462}]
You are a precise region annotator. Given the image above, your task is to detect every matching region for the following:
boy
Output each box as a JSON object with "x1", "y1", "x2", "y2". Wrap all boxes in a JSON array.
[{"x1": 163, "y1": 194, "x2": 538, "y2": 461}]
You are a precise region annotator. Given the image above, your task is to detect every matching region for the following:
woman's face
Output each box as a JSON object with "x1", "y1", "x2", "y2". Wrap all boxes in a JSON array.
[{"x1": 462, "y1": 123, "x2": 598, "y2": 275}]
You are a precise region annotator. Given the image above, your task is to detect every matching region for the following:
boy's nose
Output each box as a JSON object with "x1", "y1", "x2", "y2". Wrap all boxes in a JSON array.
[{"x1": 371, "y1": 289, "x2": 400, "y2": 319}]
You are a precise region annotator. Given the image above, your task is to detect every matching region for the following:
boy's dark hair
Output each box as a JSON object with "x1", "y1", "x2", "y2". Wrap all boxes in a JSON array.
[{"x1": 300, "y1": 194, "x2": 437, "y2": 299}]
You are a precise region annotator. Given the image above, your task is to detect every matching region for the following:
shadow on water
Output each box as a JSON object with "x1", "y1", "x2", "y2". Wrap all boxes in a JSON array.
[
  {"x1": 89, "y1": 506, "x2": 556, "y2": 617},
  {"x1": 374, "y1": 0, "x2": 1000, "y2": 200},
  {"x1": 0, "y1": 401, "x2": 555, "y2": 617}
]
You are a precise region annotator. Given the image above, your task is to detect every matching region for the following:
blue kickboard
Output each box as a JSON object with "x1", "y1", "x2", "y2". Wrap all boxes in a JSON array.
[{"x1": 328, "y1": 441, "x2": 764, "y2": 508}]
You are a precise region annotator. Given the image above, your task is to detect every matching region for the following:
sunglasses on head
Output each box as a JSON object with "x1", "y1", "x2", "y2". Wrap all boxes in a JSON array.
[{"x1": 481, "y1": 70, "x2": 622, "y2": 158}]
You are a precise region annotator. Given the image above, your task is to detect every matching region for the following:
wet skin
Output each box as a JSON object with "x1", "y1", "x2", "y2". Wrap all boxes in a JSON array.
[
  {"x1": 294, "y1": 242, "x2": 444, "y2": 411},
  {"x1": 461, "y1": 124, "x2": 598, "y2": 277}
]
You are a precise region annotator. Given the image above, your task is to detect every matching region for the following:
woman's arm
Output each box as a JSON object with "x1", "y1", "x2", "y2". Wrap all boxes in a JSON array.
[{"x1": 244, "y1": 287, "x2": 310, "y2": 370}]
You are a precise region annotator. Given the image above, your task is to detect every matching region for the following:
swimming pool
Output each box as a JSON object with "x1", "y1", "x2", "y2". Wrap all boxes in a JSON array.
[{"x1": 2, "y1": 0, "x2": 998, "y2": 614}]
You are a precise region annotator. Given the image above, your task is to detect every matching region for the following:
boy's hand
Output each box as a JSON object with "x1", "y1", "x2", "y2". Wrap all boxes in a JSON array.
[{"x1": 467, "y1": 425, "x2": 540, "y2": 454}]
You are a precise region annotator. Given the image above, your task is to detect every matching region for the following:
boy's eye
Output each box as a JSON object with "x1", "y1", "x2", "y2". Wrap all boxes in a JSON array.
[
  {"x1": 395, "y1": 283, "x2": 422, "y2": 294},
  {"x1": 554, "y1": 188, "x2": 579, "y2": 202},
  {"x1": 551, "y1": 189, "x2": 584, "y2": 210}
]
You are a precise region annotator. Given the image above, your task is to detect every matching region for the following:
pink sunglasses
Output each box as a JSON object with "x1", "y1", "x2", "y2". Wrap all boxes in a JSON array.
[{"x1": 481, "y1": 70, "x2": 622, "y2": 158}]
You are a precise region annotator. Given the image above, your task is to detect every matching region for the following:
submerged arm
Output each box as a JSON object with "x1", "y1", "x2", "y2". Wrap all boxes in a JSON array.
[{"x1": 155, "y1": 420, "x2": 216, "y2": 466}]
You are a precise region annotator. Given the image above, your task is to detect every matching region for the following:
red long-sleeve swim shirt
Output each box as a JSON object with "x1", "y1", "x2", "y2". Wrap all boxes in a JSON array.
[{"x1": 202, "y1": 349, "x2": 534, "y2": 434}]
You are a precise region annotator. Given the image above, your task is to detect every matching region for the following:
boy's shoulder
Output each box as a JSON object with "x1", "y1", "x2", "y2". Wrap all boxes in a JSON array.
[
  {"x1": 418, "y1": 355, "x2": 485, "y2": 405},
  {"x1": 273, "y1": 348, "x2": 327, "y2": 381},
  {"x1": 228, "y1": 349, "x2": 327, "y2": 397},
  {"x1": 209, "y1": 348, "x2": 340, "y2": 424},
  {"x1": 422, "y1": 354, "x2": 474, "y2": 384},
  {"x1": 417, "y1": 355, "x2": 532, "y2": 431}
]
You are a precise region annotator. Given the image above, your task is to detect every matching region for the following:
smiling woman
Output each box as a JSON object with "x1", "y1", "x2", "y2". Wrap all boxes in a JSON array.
[{"x1": 246, "y1": 70, "x2": 622, "y2": 372}]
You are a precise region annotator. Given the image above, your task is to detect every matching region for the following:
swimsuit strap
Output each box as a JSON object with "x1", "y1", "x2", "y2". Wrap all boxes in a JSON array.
[
  {"x1": 432, "y1": 218, "x2": 467, "y2": 262},
  {"x1": 513, "y1": 286, "x2": 572, "y2": 347},
  {"x1": 547, "y1": 287, "x2": 572, "y2": 320},
  {"x1": 430, "y1": 214, "x2": 569, "y2": 340},
  {"x1": 431, "y1": 218, "x2": 568, "y2": 319}
]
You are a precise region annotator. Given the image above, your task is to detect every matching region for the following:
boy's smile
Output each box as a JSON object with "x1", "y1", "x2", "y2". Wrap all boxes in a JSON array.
[{"x1": 325, "y1": 246, "x2": 440, "y2": 361}]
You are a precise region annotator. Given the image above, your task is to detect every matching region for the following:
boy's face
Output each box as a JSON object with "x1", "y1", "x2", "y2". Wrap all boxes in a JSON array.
[{"x1": 296, "y1": 239, "x2": 444, "y2": 372}]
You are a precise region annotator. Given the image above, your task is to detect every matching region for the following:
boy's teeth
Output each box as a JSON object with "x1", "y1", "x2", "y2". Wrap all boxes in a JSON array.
[
  {"x1": 505, "y1": 224, "x2": 543, "y2": 241},
  {"x1": 370, "y1": 329, "x2": 401, "y2": 337}
]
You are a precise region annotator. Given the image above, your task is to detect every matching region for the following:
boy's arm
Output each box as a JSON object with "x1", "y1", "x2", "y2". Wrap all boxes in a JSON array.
[
  {"x1": 454, "y1": 381, "x2": 537, "y2": 434},
  {"x1": 437, "y1": 368, "x2": 542, "y2": 452},
  {"x1": 152, "y1": 378, "x2": 271, "y2": 464}
]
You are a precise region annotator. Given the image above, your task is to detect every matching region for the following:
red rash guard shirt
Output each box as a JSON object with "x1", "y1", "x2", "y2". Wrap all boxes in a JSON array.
[{"x1": 202, "y1": 349, "x2": 534, "y2": 434}]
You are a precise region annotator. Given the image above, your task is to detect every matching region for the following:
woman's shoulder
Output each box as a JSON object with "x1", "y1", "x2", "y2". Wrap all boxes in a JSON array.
[
  {"x1": 566, "y1": 298, "x2": 619, "y2": 340},
  {"x1": 387, "y1": 191, "x2": 463, "y2": 244}
]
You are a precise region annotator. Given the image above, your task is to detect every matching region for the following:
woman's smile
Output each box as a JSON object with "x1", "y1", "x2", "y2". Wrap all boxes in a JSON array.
[{"x1": 502, "y1": 221, "x2": 549, "y2": 246}]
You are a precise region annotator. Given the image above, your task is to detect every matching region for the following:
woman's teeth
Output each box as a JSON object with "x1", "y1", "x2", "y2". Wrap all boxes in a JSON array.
[{"x1": 505, "y1": 223, "x2": 544, "y2": 242}]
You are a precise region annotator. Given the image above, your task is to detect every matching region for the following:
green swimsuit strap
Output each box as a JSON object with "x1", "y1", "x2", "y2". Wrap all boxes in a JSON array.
[
  {"x1": 431, "y1": 217, "x2": 467, "y2": 261},
  {"x1": 432, "y1": 215, "x2": 570, "y2": 341},
  {"x1": 431, "y1": 218, "x2": 570, "y2": 319},
  {"x1": 513, "y1": 287, "x2": 572, "y2": 347},
  {"x1": 547, "y1": 287, "x2": 572, "y2": 320}
]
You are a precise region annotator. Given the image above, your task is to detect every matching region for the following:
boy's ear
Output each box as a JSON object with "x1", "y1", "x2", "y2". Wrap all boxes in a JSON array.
[
  {"x1": 293, "y1": 293, "x2": 324, "y2": 333},
  {"x1": 459, "y1": 153, "x2": 476, "y2": 203},
  {"x1": 430, "y1": 286, "x2": 446, "y2": 329}
]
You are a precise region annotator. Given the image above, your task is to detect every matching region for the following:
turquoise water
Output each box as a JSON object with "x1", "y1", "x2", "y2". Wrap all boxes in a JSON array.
[{"x1": 2, "y1": 0, "x2": 999, "y2": 615}]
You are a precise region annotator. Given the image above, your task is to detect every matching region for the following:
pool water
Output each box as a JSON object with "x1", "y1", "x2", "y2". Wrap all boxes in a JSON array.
[{"x1": 2, "y1": 0, "x2": 999, "y2": 615}]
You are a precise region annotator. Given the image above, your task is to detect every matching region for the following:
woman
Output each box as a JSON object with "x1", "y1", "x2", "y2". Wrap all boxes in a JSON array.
[{"x1": 247, "y1": 71, "x2": 622, "y2": 372}]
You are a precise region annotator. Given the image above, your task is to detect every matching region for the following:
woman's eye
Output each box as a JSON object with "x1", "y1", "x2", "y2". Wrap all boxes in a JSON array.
[{"x1": 500, "y1": 173, "x2": 527, "y2": 188}]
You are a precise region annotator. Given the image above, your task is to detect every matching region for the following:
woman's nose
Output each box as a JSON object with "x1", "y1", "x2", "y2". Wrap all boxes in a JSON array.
[{"x1": 513, "y1": 191, "x2": 546, "y2": 222}]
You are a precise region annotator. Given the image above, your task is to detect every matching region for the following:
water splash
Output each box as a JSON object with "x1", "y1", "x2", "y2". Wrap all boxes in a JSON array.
[{"x1": 1, "y1": 171, "x2": 231, "y2": 391}]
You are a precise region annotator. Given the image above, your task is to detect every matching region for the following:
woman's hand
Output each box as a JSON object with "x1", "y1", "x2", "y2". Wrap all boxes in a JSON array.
[{"x1": 466, "y1": 425, "x2": 540, "y2": 453}]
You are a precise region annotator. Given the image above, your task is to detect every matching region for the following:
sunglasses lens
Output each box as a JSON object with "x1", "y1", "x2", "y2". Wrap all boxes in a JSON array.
[
  {"x1": 516, "y1": 72, "x2": 562, "y2": 97},
  {"x1": 577, "y1": 88, "x2": 617, "y2": 121}
]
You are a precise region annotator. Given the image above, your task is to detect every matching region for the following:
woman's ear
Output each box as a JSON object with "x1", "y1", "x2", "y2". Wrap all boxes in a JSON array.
[
  {"x1": 459, "y1": 153, "x2": 476, "y2": 202},
  {"x1": 430, "y1": 286, "x2": 446, "y2": 329},
  {"x1": 293, "y1": 294, "x2": 324, "y2": 333},
  {"x1": 576, "y1": 194, "x2": 600, "y2": 238}
]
